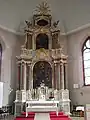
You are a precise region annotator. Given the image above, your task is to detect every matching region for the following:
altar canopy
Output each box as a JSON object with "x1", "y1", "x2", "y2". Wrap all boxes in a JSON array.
[{"x1": 15, "y1": 1, "x2": 71, "y2": 117}]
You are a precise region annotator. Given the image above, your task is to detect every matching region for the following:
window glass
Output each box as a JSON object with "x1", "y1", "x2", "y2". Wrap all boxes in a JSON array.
[{"x1": 82, "y1": 38, "x2": 90, "y2": 85}]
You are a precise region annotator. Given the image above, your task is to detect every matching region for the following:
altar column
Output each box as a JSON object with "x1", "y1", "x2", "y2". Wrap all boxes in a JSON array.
[
  {"x1": 61, "y1": 62, "x2": 64, "y2": 89},
  {"x1": 56, "y1": 62, "x2": 60, "y2": 90},
  {"x1": 29, "y1": 64, "x2": 31, "y2": 90},
  {"x1": 56, "y1": 63, "x2": 58, "y2": 90},
  {"x1": 26, "y1": 63, "x2": 29, "y2": 90},
  {"x1": 24, "y1": 62, "x2": 26, "y2": 90},
  {"x1": 54, "y1": 63, "x2": 56, "y2": 89},
  {"x1": 28, "y1": 63, "x2": 32, "y2": 89},
  {"x1": 54, "y1": 62, "x2": 59, "y2": 90},
  {"x1": 20, "y1": 63, "x2": 24, "y2": 90},
  {"x1": 17, "y1": 63, "x2": 21, "y2": 90},
  {"x1": 58, "y1": 62, "x2": 61, "y2": 90},
  {"x1": 52, "y1": 64, "x2": 54, "y2": 88},
  {"x1": 64, "y1": 63, "x2": 67, "y2": 89}
]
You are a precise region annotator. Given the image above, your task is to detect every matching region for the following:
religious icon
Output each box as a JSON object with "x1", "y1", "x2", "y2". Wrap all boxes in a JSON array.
[{"x1": 33, "y1": 61, "x2": 52, "y2": 88}]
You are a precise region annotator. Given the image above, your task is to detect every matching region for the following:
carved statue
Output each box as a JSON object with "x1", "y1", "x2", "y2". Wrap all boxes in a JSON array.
[
  {"x1": 25, "y1": 20, "x2": 32, "y2": 28},
  {"x1": 53, "y1": 20, "x2": 59, "y2": 28}
]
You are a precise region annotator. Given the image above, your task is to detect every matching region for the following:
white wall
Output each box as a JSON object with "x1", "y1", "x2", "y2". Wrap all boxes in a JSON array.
[
  {"x1": 67, "y1": 27, "x2": 90, "y2": 105},
  {"x1": 0, "y1": 28, "x2": 24, "y2": 106}
]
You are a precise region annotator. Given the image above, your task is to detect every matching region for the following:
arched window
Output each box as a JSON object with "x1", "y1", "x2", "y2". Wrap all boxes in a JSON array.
[{"x1": 82, "y1": 37, "x2": 90, "y2": 85}]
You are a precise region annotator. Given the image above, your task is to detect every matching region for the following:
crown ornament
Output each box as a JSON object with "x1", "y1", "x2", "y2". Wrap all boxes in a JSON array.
[{"x1": 35, "y1": 1, "x2": 51, "y2": 15}]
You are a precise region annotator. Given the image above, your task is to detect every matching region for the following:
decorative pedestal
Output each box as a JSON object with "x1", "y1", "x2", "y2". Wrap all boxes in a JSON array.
[
  {"x1": 15, "y1": 90, "x2": 26, "y2": 116},
  {"x1": 14, "y1": 101, "x2": 24, "y2": 116},
  {"x1": 59, "y1": 89, "x2": 71, "y2": 115}
]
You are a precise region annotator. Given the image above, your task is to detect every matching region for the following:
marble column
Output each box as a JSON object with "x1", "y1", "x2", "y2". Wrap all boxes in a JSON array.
[
  {"x1": 54, "y1": 63, "x2": 58, "y2": 90},
  {"x1": 17, "y1": 63, "x2": 21, "y2": 90},
  {"x1": 60, "y1": 64, "x2": 62, "y2": 90},
  {"x1": 55, "y1": 63, "x2": 58, "y2": 90},
  {"x1": 24, "y1": 63, "x2": 26, "y2": 90},
  {"x1": 56, "y1": 63, "x2": 60, "y2": 90},
  {"x1": 20, "y1": 63, "x2": 23, "y2": 90},
  {"x1": 52, "y1": 64, "x2": 54, "y2": 88},
  {"x1": 26, "y1": 63, "x2": 29, "y2": 90},
  {"x1": 54, "y1": 63, "x2": 56, "y2": 89},
  {"x1": 64, "y1": 63, "x2": 67, "y2": 89},
  {"x1": 28, "y1": 64, "x2": 32, "y2": 89},
  {"x1": 58, "y1": 62, "x2": 61, "y2": 90},
  {"x1": 61, "y1": 62, "x2": 64, "y2": 89}
]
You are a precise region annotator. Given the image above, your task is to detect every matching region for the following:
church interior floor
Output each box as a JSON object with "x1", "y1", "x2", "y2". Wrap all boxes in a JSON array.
[{"x1": 0, "y1": 116, "x2": 84, "y2": 120}]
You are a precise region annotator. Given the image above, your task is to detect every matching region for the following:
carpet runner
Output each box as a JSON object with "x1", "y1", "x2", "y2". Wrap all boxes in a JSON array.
[
  {"x1": 14, "y1": 112, "x2": 71, "y2": 120},
  {"x1": 34, "y1": 113, "x2": 50, "y2": 120}
]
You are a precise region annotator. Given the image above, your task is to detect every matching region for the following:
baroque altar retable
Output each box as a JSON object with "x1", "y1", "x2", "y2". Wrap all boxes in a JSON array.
[{"x1": 14, "y1": 1, "x2": 71, "y2": 117}]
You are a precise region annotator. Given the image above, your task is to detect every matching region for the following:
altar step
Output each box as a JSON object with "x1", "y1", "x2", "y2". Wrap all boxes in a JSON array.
[
  {"x1": 50, "y1": 112, "x2": 72, "y2": 120},
  {"x1": 14, "y1": 112, "x2": 72, "y2": 120},
  {"x1": 21, "y1": 112, "x2": 35, "y2": 116}
]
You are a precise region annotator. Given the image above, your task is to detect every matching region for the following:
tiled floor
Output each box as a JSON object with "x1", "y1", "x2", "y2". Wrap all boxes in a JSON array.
[{"x1": 0, "y1": 115, "x2": 84, "y2": 120}]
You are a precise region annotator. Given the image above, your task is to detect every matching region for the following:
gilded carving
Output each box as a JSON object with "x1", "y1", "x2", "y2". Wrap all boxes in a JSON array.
[
  {"x1": 16, "y1": 1, "x2": 68, "y2": 89},
  {"x1": 35, "y1": 1, "x2": 51, "y2": 15}
]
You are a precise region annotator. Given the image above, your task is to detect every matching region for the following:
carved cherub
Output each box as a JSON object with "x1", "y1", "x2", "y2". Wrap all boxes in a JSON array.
[{"x1": 53, "y1": 20, "x2": 59, "y2": 28}]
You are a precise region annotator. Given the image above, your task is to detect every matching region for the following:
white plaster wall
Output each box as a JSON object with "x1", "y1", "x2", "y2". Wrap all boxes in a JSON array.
[
  {"x1": 0, "y1": 28, "x2": 24, "y2": 106},
  {"x1": 67, "y1": 27, "x2": 90, "y2": 105}
]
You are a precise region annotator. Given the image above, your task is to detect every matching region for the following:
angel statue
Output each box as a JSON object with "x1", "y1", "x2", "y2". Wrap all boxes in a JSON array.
[{"x1": 53, "y1": 20, "x2": 59, "y2": 28}]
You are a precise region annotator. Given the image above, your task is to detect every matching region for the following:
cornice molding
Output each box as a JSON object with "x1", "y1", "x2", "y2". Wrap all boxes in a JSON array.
[
  {"x1": 0, "y1": 23, "x2": 90, "y2": 36},
  {"x1": 66, "y1": 23, "x2": 90, "y2": 35},
  {"x1": 0, "y1": 24, "x2": 24, "y2": 36}
]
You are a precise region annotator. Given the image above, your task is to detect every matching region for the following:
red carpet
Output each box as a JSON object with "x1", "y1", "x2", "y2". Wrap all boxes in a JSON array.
[
  {"x1": 14, "y1": 112, "x2": 35, "y2": 120},
  {"x1": 50, "y1": 112, "x2": 72, "y2": 120},
  {"x1": 14, "y1": 112, "x2": 71, "y2": 120}
]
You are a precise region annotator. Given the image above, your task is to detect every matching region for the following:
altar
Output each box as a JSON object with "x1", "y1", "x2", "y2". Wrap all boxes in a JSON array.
[
  {"x1": 14, "y1": 1, "x2": 71, "y2": 117},
  {"x1": 26, "y1": 100, "x2": 59, "y2": 117}
]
